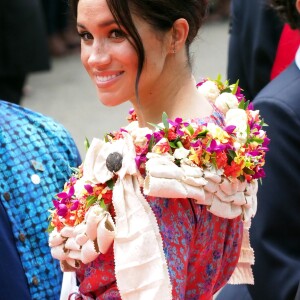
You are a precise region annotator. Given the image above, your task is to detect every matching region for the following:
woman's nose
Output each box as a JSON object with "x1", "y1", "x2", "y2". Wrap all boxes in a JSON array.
[{"x1": 87, "y1": 41, "x2": 111, "y2": 68}]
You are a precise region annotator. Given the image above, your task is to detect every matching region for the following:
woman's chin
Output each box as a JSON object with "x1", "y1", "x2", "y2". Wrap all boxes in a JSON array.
[{"x1": 97, "y1": 91, "x2": 133, "y2": 107}]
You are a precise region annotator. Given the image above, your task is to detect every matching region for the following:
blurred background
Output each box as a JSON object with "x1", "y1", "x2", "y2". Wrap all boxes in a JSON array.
[{"x1": 21, "y1": 0, "x2": 231, "y2": 157}]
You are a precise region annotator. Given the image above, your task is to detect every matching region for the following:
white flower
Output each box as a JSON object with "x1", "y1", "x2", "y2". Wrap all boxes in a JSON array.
[
  {"x1": 83, "y1": 134, "x2": 137, "y2": 184},
  {"x1": 73, "y1": 177, "x2": 87, "y2": 197},
  {"x1": 249, "y1": 110, "x2": 259, "y2": 119},
  {"x1": 173, "y1": 147, "x2": 190, "y2": 160},
  {"x1": 197, "y1": 80, "x2": 220, "y2": 102},
  {"x1": 128, "y1": 126, "x2": 153, "y2": 148},
  {"x1": 225, "y1": 108, "x2": 248, "y2": 145},
  {"x1": 215, "y1": 92, "x2": 239, "y2": 114}
]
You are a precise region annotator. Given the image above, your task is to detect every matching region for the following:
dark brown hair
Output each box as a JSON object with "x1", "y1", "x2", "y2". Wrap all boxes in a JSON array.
[
  {"x1": 270, "y1": 0, "x2": 300, "y2": 29},
  {"x1": 70, "y1": 0, "x2": 208, "y2": 95}
]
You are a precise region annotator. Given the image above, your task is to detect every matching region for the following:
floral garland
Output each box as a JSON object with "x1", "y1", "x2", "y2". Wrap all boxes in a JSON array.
[{"x1": 48, "y1": 77, "x2": 269, "y2": 235}]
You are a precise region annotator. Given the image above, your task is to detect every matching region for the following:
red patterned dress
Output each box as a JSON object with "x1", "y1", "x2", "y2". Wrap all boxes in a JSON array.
[{"x1": 73, "y1": 109, "x2": 243, "y2": 300}]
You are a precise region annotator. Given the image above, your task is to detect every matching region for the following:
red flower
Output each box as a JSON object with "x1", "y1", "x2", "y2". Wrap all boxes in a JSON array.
[
  {"x1": 224, "y1": 161, "x2": 243, "y2": 178},
  {"x1": 102, "y1": 190, "x2": 113, "y2": 205},
  {"x1": 167, "y1": 127, "x2": 177, "y2": 141},
  {"x1": 216, "y1": 151, "x2": 228, "y2": 169}
]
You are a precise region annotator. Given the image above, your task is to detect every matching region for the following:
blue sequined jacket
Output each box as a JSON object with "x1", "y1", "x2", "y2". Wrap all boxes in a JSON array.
[{"x1": 0, "y1": 101, "x2": 81, "y2": 299}]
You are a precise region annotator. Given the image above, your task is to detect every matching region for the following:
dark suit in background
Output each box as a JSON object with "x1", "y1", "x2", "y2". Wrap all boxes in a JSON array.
[
  {"x1": 0, "y1": 0, "x2": 50, "y2": 104},
  {"x1": 227, "y1": 0, "x2": 283, "y2": 100},
  {"x1": 218, "y1": 61, "x2": 300, "y2": 300}
]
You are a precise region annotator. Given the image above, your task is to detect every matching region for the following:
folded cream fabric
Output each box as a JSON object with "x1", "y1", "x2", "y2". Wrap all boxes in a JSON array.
[
  {"x1": 49, "y1": 206, "x2": 116, "y2": 270},
  {"x1": 144, "y1": 154, "x2": 257, "y2": 222},
  {"x1": 144, "y1": 152, "x2": 257, "y2": 284}
]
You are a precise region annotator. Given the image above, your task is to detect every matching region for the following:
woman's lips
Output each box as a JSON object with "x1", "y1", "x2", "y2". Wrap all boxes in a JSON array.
[{"x1": 95, "y1": 71, "x2": 124, "y2": 86}]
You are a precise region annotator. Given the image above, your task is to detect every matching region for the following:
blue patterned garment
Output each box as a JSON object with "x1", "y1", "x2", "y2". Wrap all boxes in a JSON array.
[{"x1": 0, "y1": 101, "x2": 81, "y2": 300}]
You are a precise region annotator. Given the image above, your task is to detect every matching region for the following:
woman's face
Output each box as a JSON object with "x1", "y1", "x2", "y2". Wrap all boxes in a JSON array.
[{"x1": 77, "y1": 0, "x2": 170, "y2": 107}]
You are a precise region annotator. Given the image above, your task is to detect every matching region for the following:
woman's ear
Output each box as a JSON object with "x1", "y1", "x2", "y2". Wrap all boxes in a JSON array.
[
  {"x1": 296, "y1": 0, "x2": 300, "y2": 15},
  {"x1": 169, "y1": 18, "x2": 189, "y2": 54}
]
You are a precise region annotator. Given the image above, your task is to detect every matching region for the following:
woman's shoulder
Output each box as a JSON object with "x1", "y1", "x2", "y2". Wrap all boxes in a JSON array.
[{"x1": 190, "y1": 105, "x2": 225, "y2": 127}]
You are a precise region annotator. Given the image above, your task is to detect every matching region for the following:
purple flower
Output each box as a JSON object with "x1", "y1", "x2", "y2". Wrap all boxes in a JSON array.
[
  {"x1": 206, "y1": 139, "x2": 226, "y2": 153},
  {"x1": 53, "y1": 200, "x2": 68, "y2": 217},
  {"x1": 235, "y1": 86, "x2": 248, "y2": 103},
  {"x1": 57, "y1": 185, "x2": 75, "y2": 201},
  {"x1": 190, "y1": 140, "x2": 201, "y2": 148},
  {"x1": 250, "y1": 122, "x2": 261, "y2": 131},
  {"x1": 253, "y1": 168, "x2": 266, "y2": 179},
  {"x1": 152, "y1": 131, "x2": 164, "y2": 144},
  {"x1": 248, "y1": 102, "x2": 254, "y2": 110},
  {"x1": 135, "y1": 155, "x2": 147, "y2": 169},
  {"x1": 70, "y1": 200, "x2": 79, "y2": 211},
  {"x1": 224, "y1": 125, "x2": 236, "y2": 134},
  {"x1": 168, "y1": 118, "x2": 189, "y2": 136},
  {"x1": 247, "y1": 150, "x2": 261, "y2": 156},
  {"x1": 196, "y1": 79, "x2": 206, "y2": 87},
  {"x1": 84, "y1": 184, "x2": 94, "y2": 194}
]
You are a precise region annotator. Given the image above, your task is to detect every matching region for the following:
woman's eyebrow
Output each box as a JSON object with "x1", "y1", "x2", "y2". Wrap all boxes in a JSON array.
[{"x1": 77, "y1": 19, "x2": 117, "y2": 29}]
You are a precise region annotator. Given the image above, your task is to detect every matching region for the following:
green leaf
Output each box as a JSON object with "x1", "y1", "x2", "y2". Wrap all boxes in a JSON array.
[
  {"x1": 169, "y1": 141, "x2": 177, "y2": 148},
  {"x1": 247, "y1": 124, "x2": 251, "y2": 136},
  {"x1": 238, "y1": 99, "x2": 245, "y2": 109},
  {"x1": 100, "y1": 199, "x2": 107, "y2": 210},
  {"x1": 243, "y1": 167, "x2": 255, "y2": 175},
  {"x1": 237, "y1": 175, "x2": 246, "y2": 182},
  {"x1": 176, "y1": 141, "x2": 183, "y2": 148},
  {"x1": 106, "y1": 179, "x2": 115, "y2": 190},
  {"x1": 250, "y1": 137, "x2": 264, "y2": 144},
  {"x1": 46, "y1": 223, "x2": 55, "y2": 233},
  {"x1": 197, "y1": 129, "x2": 209, "y2": 138},
  {"x1": 186, "y1": 124, "x2": 194, "y2": 135},
  {"x1": 86, "y1": 195, "x2": 97, "y2": 209},
  {"x1": 148, "y1": 135, "x2": 155, "y2": 151},
  {"x1": 228, "y1": 149, "x2": 237, "y2": 160},
  {"x1": 84, "y1": 137, "x2": 90, "y2": 152},
  {"x1": 162, "y1": 112, "x2": 169, "y2": 130},
  {"x1": 148, "y1": 122, "x2": 164, "y2": 130},
  {"x1": 221, "y1": 87, "x2": 232, "y2": 93},
  {"x1": 260, "y1": 118, "x2": 268, "y2": 127},
  {"x1": 232, "y1": 79, "x2": 239, "y2": 94}
]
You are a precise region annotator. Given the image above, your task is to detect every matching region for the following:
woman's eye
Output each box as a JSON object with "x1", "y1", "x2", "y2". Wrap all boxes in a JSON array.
[
  {"x1": 78, "y1": 32, "x2": 93, "y2": 41},
  {"x1": 109, "y1": 29, "x2": 126, "y2": 39}
]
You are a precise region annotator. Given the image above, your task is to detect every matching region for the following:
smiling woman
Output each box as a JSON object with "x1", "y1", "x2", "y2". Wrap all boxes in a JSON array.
[{"x1": 47, "y1": 0, "x2": 267, "y2": 299}]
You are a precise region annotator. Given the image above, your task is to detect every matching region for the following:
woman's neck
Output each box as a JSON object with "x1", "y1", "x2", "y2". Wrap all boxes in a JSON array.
[{"x1": 133, "y1": 69, "x2": 213, "y2": 128}]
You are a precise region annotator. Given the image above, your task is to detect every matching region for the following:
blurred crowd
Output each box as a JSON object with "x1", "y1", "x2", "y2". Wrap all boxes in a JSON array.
[
  {"x1": 207, "y1": 0, "x2": 231, "y2": 21},
  {"x1": 41, "y1": 0, "x2": 80, "y2": 57},
  {"x1": 0, "y1": 0, "x2": 80, "y2": 105}
]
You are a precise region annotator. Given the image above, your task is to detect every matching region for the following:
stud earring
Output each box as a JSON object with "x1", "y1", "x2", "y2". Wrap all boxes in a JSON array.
[{"x1": 172, "y1": 42, "x2": 176, "y2": 54}]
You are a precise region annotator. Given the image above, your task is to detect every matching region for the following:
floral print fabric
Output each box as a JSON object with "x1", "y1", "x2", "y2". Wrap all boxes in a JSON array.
[{"x1": 74, "y1": 109, "x2": 243, "y2": 300}]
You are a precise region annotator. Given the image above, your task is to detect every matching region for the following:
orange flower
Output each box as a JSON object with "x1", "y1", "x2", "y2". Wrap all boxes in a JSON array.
[
  {"x1": 224, "y1": 161, "x2": 243, "y2": 178},
  {"x1": 152, "y1": 138, "x2": 170, "y2": 154},
  {"x1": 216, "y1": 151, "x2": 228, "y2": 169},
  {"x1": 188, "y1": 147, "x2": 202, "y2": 166},
  {"x1": 51, "y1": 213, "x2": 64, "y2": 232}
]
